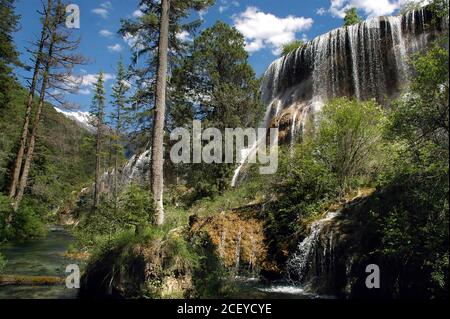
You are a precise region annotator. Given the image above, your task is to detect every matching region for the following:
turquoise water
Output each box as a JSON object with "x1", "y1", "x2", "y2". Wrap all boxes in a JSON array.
[
  {"x1": 0, "y1": 228, "x2": 78, "y2": 299},
  {"x1": 0, "y1": 228, "x2": 318, "y2": 299}
]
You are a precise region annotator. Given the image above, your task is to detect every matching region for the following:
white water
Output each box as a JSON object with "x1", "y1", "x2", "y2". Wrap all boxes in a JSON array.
[{"x1": 287, "y1": 211, "x2": 340, "y2": 283}]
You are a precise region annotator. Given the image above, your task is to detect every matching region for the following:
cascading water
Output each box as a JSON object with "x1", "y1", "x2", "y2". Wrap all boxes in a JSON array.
[
  {"x1": 286, "y1": 211, "x2": 340, "y2": 284},
  {"x1": 231, "y1": 8, "x2": 446, "y2": 186},
  {"x1": 99, "y1": 149, "x2": 151, "y2": 193}
]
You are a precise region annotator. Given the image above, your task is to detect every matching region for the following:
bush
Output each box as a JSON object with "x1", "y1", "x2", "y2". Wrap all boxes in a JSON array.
[
  {"x1": 314, "y1": 98, "x2": 387, "y2": 192},
  {"x1": 0, "y1": 194, "x2": 46, "y2": 241},
  {"x1": 74, "y1": 184, "x2": 154, "y2": 248}
]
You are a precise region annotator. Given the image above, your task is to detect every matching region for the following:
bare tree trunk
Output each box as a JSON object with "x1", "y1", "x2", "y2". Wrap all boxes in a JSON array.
[
  {"x1": 12, "y1": 1, "x2": 58, "y2": 211},
  {"x1": 151, "y1": 0, "x2": 170, "y2": 226},
  {"x1": 93, "y1": 111, "x2": 103, "y2": 209},
  {"x1": 13, "y1": 65, "x2": 51, "y2": 211},
  {"x1": 8, "y1": 0, "x2": 53, "y2": 199}
]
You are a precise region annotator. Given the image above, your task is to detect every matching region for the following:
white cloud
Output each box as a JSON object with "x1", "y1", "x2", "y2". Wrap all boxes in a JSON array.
[
  {"x1": 92, "y1": 1, "x2": 113, "y2": 19},
  {"x1": 92, "y1": 8, "x2": 108, "y2": 18},
  {"x1": 326, "y1": 0, "x2": 412, "y2": 18},
  {"x1": 100, "y1": 1, "x2": 112, "y2": 9},
  {"x1": 108, "y1": 43, "x2": 123, "y2": 52},
  {"x1": 317, "y1": 7, "x2": 327, "y2": 16},
  {"x1": 99, "y1": 29, "x2": 114, "y2": 37},
  {"x1": 219, "y1": 0, "x2": 240, "y2": 14},
  {"x1": 233, "y1": 7, "x2": 314, "y2": 55},
  {"x1": 123, "y1": 32, "x2": 145, "y2": 52},
  {"x1": 78, "y1": 88, "x2": 91, "y2": 95},
  {"x1": 77, "y1": 73, "x2": 116, "y2": 88},
  {"x1": 133, "y1": 9, "x2": 144, "y2": 18},
  {"x1": 67, "y1": 72, "x2": 115, "y2": 95},
  {"x1": 199, "y1": 9, "x2": 208, "y2": 20},
  {"x1": 176, "y1": 30, "x2": 191, "y2": 42}
]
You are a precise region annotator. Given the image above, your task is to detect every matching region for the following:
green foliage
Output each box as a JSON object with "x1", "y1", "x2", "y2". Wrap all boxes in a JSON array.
[
  {"x1": 388, "y1": 40, "x2": 449, "y2": 150},
  {"x1": 74, "y1": 184, "x2": 154, "y2": 248},
  {"x1": 0, "y1": 0, "x2": 21, "y2": 111},
  {"x1": 399, "y1": 0, "x2": 425, "y2": 15},
  {"x1": 171, "y1": 21, "x2": 264, "y2": 198},
  {"x1": 366, "y1": 171, "x2": 449, "y2": 298},
  {"x1": 315, "y1": 98, "x2": 387, "y2": 192},
  {"x1": 0, "y1": 194, "x2": 46, "y2": 241},
  {"x1": 281, "y1": 40, "x2": 304, "y2": 56},
  {"x1": 344, "y1": 7, "x2": 362, "y2": 26},
  {"x1": 119, "y1": 0, "x2": 215, "y2": 132},
  {"x1": 0, "y1": 87, "x2": 95, "y2": 241},
  {"x1": 263, "y1": 145, "x2": 340, "y2": 263}
]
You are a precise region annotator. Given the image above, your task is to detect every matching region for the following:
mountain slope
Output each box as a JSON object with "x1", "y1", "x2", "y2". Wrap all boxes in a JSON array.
[{"x1": 0, "y1": 87, "x2": 96, "y2": 213}]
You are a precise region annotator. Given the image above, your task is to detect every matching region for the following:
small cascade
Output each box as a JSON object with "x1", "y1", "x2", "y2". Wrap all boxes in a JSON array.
[
  {"x1": 218, "y1": 230, "x2": 226, "y2": 260},
  {"x1": 99, "y1": 149, "x2": 151, "y2": 194},
  {"x1": 234, "y1": 228, "x2": 242, "y2": 274},
  {"x1": 287, "y1": 211, "x2": 340, "y2": 284}
]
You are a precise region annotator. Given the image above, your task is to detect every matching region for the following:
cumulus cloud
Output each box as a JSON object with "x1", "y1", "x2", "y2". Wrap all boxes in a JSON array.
[
  {"x1": 99, "y1": 29, "x2": 114, "y2": 37},
  {"x1": 326, "y1": 0, "x2": 412, "y2": 18},
  {"x1": 67, "y1": 73, "x2": 115, "y2": 95},
  {"x1": 108, "y1": 43, "x2": 123, "y2": 52},
  {"x1": 233, "y1": 7, "x2": 313, "y2": 55},
  {"x1": 92, "y1": 1, "x2": 113, "y2": 19}
]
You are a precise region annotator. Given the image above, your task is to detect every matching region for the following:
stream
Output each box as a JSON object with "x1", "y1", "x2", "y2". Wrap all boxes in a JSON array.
[{"x1": 0, "y1": 227, "x2": 78, "y2": 299}]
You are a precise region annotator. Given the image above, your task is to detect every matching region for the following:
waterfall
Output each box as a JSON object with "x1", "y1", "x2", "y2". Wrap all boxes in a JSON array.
[
  {"x1": 99, "y1": 149, "x2": 151, "y2": 194},
  {"x1": 286, "y1": 211, "x2": 340, "y2": 284},
  {"x1": 231, "y1": 8, "x2": 445, "y2": 186}
]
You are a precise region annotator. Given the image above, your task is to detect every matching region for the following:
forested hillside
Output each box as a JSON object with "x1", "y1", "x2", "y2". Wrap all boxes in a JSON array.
[{"x1": 0, "y1": 87, "x2": 95, "y2": 239}]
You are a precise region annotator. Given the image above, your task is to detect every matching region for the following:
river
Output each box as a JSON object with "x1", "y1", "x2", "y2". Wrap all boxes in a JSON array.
[
  {"x1": 0, "y1": 228, "x2": 318, "y2": 299},
  {"x1": 0, "y1": 227, "x2": 78, "y2": 299}
]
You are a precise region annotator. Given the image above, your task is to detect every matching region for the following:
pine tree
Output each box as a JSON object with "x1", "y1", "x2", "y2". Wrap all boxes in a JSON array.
[
  {"x1": 171, "y1": 22, "x2": 264, "y2": 195},
  {"x1": 0, "y1": 0, "x2": 21, "y2": 110},
  {"x1": 91, "y1": 72, "x2": 106, "y2": 209},
  {"x1": 121, "y1": 0, "x2": 215, "y2": 226},
  {"x1": 111, "y1": 58, "x2": 129, "y2": 209},
  {"x1": 7, "y1": 0, "x2": 53, "y2": 199}
]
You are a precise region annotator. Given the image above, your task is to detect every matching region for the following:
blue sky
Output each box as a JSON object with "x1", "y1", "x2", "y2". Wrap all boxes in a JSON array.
[{"x1": 13, "y1": 0, "x2": 409, "y2": 114}]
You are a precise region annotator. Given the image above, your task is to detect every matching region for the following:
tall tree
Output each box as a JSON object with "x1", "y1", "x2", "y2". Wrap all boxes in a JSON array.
[
  {"x1": 151, "y1": 0, "x2": 170, "y2": 226},
  {"x1": 111, "y1": 58, "x2": 129, "y2": 209},
  {"x1": 8, "y1": 0, "x2": 53, "y2": 199},
  {"x1": 0, "y1": 0, "x2": 21, "y2": 110},
  {"x1": 13, "y1": 0, "x2": 85, "y2": 210},
  {"x1": 91, "y1": 72, "x2": 106, "y2": 209},
  {"x1": 171, "y1": 22, "x2": 264, "y2": 196},
  {"x1": 121, "y1": 0, "x2": 215, "y2": 226}
]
